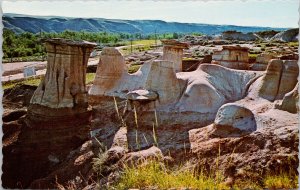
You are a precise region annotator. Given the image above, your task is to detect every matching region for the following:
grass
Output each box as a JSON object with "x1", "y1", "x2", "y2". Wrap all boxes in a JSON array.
[
  {"x1": 128, "y1": 64, "x2": 141, "y2": 74},
  {"x1": 2, "y1": 73, "x2": 97, "y2": 90},
  {"x1": 264, "y1": 173, "x2": 298, "y2": 189},
  {"x1": 112, "y1": 160, "x2": 298, "y2": 190},
  {"x1": 248, "y1": 53, "x2": 259, "y2": 60},
  {"x1": 86, "y1": 73, "x2": 96, "y2": 84},
  {"x1": 113, "y1": 160, "x2": 229, "y2": 190},
  {"x1": 131, "y1": 39, "x2": 161, "y2": 46},
  {"x1": 2, "y1": 76, "x2": 43, "y2": 90},
  {"x1": 120, "y1": 39, "x2": 161, "y2": 55},
  {"x1": 288, "y1": 41, "x2": 299, "y2": 47}
]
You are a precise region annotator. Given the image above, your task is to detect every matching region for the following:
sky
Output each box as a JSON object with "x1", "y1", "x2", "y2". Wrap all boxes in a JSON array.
[{"x1": 2, "y1": 0, "x2": 299, "y2": 28}]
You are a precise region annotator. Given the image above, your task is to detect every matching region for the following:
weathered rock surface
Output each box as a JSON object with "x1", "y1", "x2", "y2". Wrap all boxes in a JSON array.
[
  {"x1": 251, "y1": 53, "x2": 275, "y2": 71},
  {"x1": 89, "y1": 47, "x2": 182, "y2": 107},
  {"x1": 127, "y1": 89, "x2": 158, "y2": 102},
  {"x1": 248, "y1": 59, "x2": 299, "y2": 101},
  {"x1": 275, "y1": 83, "x2": 299, "y2": 113},
  {"x1": 220, "y1": 31, "x2": 258, "y2": 41},
  {"x1": 214, "y1": 103, "x2": 257, "y2": 135},
  {"x1": 270, "y1": 28, "x2": 298, "y2": 42},
  {"x1": 276, "y1": 60, "x2": 299, "y2": 99},
  {"x1": 161, "y1": 39, "x2": 189, "y2": 72},
  {"x1": 255, "y1": 59, "x2": 283, "y2": 101},
  {"x1": 212, "y1": 45, "x2": 249, "y2": 70},
  {"x1": 29, "y1": 38, "x2": 96, "y2": 119},
  {"x1": 175, "y1": 64, "x2": 259, "y2": 114}
]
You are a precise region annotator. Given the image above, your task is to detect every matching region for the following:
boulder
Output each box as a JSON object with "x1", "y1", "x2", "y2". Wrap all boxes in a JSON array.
[
  {"x1": 275, "y1": 83, "x2": 299, "y2": 113},
  {"x1": 212, "y1": 103, "x2": 257, "y2": 137}
]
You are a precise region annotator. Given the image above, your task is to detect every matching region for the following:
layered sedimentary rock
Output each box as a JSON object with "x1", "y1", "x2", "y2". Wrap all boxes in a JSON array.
[
  {"x1": 251, "y1": 53, "x2": 275, "y2": 71},
  {"x1": 248, "y1": 59, "x2": 299, "y2": 101},
  {"x1": 90, "y1": 47, "x2": 127, "y2": 96},
  {"x1": 257, "y1": 59, "x2": 283, "y2": 101},
  {"x1": 161, "y1": 39, "x2": 189, "y2": 72},
  {"x1": 275, "y1": 83, "x2": 299, "y2": 113},
  {"x1": 28, "y1": 38, "x2": 96, "y2": 119},
  {"x1": 89, "y1": 47, "x2": 181, "y2": 106},
  {"x1": 212, "y1": 45, "x2": 249, "y2": 70},
  {"x1": 276, "y1": 60, "x2": 299, "y2": 99},
  {"x1": 2, "y1": 39, "x2": 96, "y2": 188}
]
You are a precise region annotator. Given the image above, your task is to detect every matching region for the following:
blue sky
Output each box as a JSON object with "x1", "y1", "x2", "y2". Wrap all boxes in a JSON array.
[{"x1": 3, "y1": 0, "x2": 299, "y2": 28}]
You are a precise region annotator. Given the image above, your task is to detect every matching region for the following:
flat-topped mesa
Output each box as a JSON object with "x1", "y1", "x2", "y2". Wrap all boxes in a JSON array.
[
  {"x1": 28, "y1": 38, "x2": 96, "y2": 120},
  {"x1": 212, "y1": 45, "x2": 249, "y2": 70},
  {"x1": 161, "y1": 39, "x2": 189, "y2": 72}
]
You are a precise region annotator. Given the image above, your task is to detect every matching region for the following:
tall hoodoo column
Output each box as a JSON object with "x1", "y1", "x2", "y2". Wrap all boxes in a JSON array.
[
  {"x1": 161, "y1": 39, "x2": 189, "y2": 72},
  {"x1": 28, "y1": 38, "x2": 96, "y2": 119}
]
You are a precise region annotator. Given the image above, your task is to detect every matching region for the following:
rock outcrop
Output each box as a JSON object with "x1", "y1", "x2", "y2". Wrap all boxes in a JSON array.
[
  {"x1": 275, "y1": 83, "x2": 299, "y2": 113},
  {"x1": 212, "y1": 45, "x2": 249, "y2": 70},
  {"x1": 270, "y1": 28, "x2": 299, "y2": 42},
  {"x1": 248, "y1": 59, "x2": 299, "y2": 101},
  {"x1": 28, "y1": 38, "x2": 96, "y2": 120},
  {"x1": 90, "y1": 46, "x2": 260, "y2": 126},
  {"x1": 89, "y1": 47, "x2": 182, "y2": 107},
  {"x1": 251, "y1": 53, "x2": 275, "y2": 71},
  {"x1": 161, "y1": 39, "x2": 189, "y2": 72},
  {"x1": 220, "y1": 31, "x2": 258, "y2": 41}
]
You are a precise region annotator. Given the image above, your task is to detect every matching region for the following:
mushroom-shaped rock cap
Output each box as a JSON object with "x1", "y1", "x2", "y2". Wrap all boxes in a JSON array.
[
  {"x1": 161, "y1": 39, "x2": 189, "y2": 49},
  {"x1": 214, "y1": 103, "x2": 257, "y2": 133},
  {"x1": 42, "y1": 38, "x2": 97, "y2": 47},
  {"x1": 127, "y1": 89, "x2": 158, "y2": 102}
]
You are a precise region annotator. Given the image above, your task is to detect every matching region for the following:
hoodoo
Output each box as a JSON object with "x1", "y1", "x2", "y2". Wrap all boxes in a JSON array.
[{"x1": 28, "y1": 38, "x2": 96, "y2": 120}]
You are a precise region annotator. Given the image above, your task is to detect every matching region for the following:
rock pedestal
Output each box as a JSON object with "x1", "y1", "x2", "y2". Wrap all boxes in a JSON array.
[
  {"x1": 212, "y1": 45, "x2": 249, "y2": 70},
  {"x1": 161, "y1": 39, "x2": 189, "y2": 72},
  {"x1": 28, "y1": 38, "x2": 96, "y2": 120}
]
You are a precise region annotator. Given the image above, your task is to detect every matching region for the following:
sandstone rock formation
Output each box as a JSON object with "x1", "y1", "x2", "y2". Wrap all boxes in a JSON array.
[
  {"x1": 270, "y1": 28, "x2": 298, "y2": 42},
  {"x1": 28, "y1": 38, "x2": 96, "y2": 120},
  {"x1": 276, "y1": 60, "x2": 299, "y2": 99},
  {"x1": 212, "y1": 103, "x2": 257, "y2": 137},
  {"x1": 89, "y1": 47, "x2": 182, "y2": 107},
  {"x1": 248, "y1": 59, "x2": 299, "y2": 101},
  {"x1": 251, "y1": 53, "x2": 275, "y2": 71},
  {"x1": 220, "y1": 31, "x2": 258, "y2": 41},
  {"x1": 275, "y1": 82, "x2": 299, "y2": 113},
  {"x1": 212, "y1": 45, "x2": 249, "y2": 70},
  {"x1": 90, "y1": 45, "x2": 261, "y2": 126},
  {"x1": 161, "y1": 39, "x2": 189, "y2": 72}
]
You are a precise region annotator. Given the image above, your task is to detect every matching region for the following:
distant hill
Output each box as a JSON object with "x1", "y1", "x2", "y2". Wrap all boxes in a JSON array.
[{"x1": 3, "y1": 13, "x2": 288, "y2": 35}]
